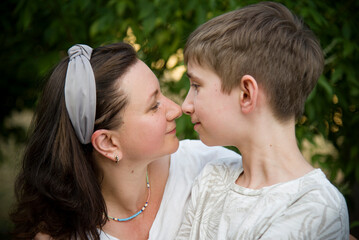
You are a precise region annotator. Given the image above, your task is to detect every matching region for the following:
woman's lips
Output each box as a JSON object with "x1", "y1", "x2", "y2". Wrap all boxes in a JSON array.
[{"x1": 167, "y1": 128, "x2": 176, "y2": 134}]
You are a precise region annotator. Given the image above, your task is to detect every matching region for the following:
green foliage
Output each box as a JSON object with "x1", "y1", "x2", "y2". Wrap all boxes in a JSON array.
[
  {"x1": 1, "y1": 0, "x2": 358, "y2": 233},
  {"x1": 291, "y1": 0, "x2": 359, "y2": 189}
]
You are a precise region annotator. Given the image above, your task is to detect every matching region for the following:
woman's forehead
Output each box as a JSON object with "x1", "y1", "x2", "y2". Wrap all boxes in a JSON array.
[{"x1": 121, "y1": 60, "x2": 160, "y2": 105}]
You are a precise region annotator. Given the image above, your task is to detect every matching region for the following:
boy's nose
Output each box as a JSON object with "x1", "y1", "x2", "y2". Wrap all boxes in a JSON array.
[
  {"x1": 166, "y1": 98, "x2": 182, "y2": 120},
  {"x1": 182, "y1": 93, "x2": 194, "y2": 115}
]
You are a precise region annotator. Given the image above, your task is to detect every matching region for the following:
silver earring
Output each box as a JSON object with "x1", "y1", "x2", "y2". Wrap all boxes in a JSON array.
[{"x1": 115, "y1": 155, "x2": 119, "y2": 164}]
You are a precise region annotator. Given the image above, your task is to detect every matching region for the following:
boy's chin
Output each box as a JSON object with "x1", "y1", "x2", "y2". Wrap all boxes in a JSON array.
[{"x1": 199, "y1": 135, "x2": 222, "y2": 147}]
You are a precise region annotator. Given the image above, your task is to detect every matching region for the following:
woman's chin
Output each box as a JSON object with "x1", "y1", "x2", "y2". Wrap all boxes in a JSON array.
[{"x1": 169, "y1": 138, "x2": 180, "y2": 153}]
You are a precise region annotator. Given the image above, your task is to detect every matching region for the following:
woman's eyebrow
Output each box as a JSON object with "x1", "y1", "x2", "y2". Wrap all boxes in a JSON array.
[{"x1": 147, "y1": 89, "x2": 159, "y2": 104}]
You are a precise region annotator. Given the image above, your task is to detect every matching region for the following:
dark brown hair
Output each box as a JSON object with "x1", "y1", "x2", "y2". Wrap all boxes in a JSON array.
[
  {"x1": 10, "y1": 42, "x2": 137, "y2": 239},
  {"x1": 184, "y1": 1, "x2": 324, "y2": 121}
]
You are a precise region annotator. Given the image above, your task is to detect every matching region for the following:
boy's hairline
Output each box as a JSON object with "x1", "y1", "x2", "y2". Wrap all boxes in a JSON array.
[
  {"x1": 186, "y1": 56, "x2": 224, "y2": 84},
  {"x1": 185, "y1": 56, "x2": 243, "y2": 97}
]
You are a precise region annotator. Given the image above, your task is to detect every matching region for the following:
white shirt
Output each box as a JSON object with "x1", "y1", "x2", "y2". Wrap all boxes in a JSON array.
[
  {"x1": 176, "y1": 157, "x2": 349, "y2": 240},
  {"x1": 99, "y1": 140, "x2": 241, "y2": 240}
]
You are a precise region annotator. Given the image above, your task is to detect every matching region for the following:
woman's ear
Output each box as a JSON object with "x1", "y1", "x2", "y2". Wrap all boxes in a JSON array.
[
  {"x1": 239, "y1": 75, "x2": 258, "y2": 114},
  {"x1": 91, "y1": 130, "x2": 123, "y2": 163}
]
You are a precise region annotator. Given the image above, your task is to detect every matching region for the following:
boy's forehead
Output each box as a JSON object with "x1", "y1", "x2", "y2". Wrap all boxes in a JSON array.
[
  {"x1": 187, "y1": 59, "x2": 208, "y2": 70},
  {"x1": 186, "y1": 65, "x2": 203, "y2": 82},
  {"x1": 187, "y1": 61, "x2": 217, "y2": 79}
]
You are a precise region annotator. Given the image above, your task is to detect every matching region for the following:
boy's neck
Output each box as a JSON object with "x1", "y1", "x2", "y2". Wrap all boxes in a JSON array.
[{"x1": 234, "y1": 117, "x2": 314, "y2": 189}]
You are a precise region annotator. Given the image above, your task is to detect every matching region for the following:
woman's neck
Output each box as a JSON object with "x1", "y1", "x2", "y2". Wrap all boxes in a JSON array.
[
  {"x1": 99, "y1": 155, "x2": 171, "y2": 239},
  {"x1": 100, "y1": 154, "x2": 170, "y2": 219},
  {"x1": 102, "y1": 164, "x2": 149, "y2": 215}
]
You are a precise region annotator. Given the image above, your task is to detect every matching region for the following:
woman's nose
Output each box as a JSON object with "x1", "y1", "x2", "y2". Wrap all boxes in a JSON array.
[{"x1": 166, "y1": 98, "x2": 182, "y2": 120}]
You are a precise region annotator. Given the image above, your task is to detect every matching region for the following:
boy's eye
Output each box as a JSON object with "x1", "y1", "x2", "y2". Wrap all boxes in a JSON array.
[
  {"x1": 151, "y1": 102, "x2": 160, "y2": 111},
  {"x1": 191, "y1": 83, "x2": 199, "y2": 90}
]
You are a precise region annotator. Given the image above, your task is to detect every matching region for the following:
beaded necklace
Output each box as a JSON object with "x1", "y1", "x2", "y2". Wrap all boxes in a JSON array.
[{"x1": 108, "y1": 171, "x2": 150, "y2": 222}]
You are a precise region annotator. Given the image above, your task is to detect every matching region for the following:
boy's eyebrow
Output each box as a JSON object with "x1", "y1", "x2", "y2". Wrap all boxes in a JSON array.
[
  {"x1": 186, "y1": 72, "x2": 192, "y2": 79},
  {"x1": 186, "y1": 72, "x2": 201, "y2": 82}
]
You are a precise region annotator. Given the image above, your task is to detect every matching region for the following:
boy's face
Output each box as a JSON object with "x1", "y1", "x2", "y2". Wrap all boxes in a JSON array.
[{"x1": 182, "y1": 61, "x2": 241, "y2": 146}]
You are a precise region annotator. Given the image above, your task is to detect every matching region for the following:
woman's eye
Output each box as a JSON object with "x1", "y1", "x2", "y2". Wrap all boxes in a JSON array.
[{"x1": 151, "y1": 102, "x2": 160, "y2": 111}]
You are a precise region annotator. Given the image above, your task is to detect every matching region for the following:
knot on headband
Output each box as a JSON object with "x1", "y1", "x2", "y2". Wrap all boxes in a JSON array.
[
  {"x1": 65, "y1": 44, "x2": 96, "y2": 144},
  {"x1": 69, "y1": 45, "x2": 92, "y2": 61}
]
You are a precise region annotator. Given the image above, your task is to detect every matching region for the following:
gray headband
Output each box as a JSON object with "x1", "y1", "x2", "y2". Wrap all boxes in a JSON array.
[{"x1": 64, "y1": 44, "x2": 96, "y2": 144}]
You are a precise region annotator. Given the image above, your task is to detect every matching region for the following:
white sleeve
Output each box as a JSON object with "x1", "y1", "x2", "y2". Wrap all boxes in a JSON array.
[
  {"x1": 175, "y1": 175, "x2": 200, "y2": 239},
  {"x1": 177, "y1": 139, "x2": 241, "y2": 172}
]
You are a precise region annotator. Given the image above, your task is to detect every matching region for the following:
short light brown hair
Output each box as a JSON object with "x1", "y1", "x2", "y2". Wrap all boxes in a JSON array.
[{"x1": 184, "y1": 1, "x2": 324, "y2": 121}]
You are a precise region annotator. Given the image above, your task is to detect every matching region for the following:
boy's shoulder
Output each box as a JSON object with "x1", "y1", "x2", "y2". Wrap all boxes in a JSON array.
[
  {"x1": 265, "y1": 169, "x2": 348, "y2": 219},
  {"x1": 293, "y1": 169, "x2": 347, "y2": 211},
  {"x1": 279, "y1": 169, "x2": 349, "y2": 233}
]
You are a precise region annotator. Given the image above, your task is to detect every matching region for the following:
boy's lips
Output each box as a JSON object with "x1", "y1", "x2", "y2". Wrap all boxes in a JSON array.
[{"x1": 192, "y1": 121, "x2": 201, "y2": 131}]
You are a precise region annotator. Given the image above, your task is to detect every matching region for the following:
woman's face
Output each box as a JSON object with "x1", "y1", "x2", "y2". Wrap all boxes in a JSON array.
[{"x1": 114, "y1": 60, "x2": 182, "y2": 161}]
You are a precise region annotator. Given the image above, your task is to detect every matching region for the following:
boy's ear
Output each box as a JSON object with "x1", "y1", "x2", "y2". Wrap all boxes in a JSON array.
[
  {"x1": 239, "y1": 75, "x2": 258, "y2": 114},
  {"x1": 91, "y1": 130, "x2": 123, "y2": 163}
]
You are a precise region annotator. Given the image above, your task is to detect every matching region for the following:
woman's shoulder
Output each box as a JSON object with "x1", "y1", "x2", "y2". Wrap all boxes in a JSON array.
[
  {"x1": 169, "y1": 139, "x2": 241, "y2": 185},
  {"x1": 98, "y1": 229, "x2": 119, "y2": 240},
  {"x1": 175, "y1": 139, "x2": 241, "y2": 162}
]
